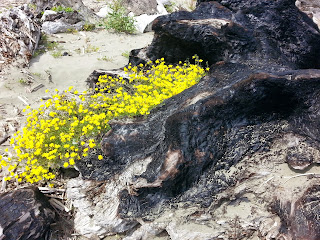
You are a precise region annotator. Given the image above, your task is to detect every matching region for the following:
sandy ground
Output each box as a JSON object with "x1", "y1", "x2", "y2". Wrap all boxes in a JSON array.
[{"x1": 0, "y1": 29, "x2": 153, "y2": 150}]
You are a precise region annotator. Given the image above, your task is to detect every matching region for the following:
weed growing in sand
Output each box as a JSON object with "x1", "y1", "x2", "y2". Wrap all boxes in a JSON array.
[
  {"x1": 85, "y1": 45, "x2": 99, "y2": 53},
  {"x1": 83, "y1": 23, "x2": 96, "y2": 31},
  {"x1": 98, "y1": 56, "x2": 114, "y2": 62},
  {"x1": 164, "y1": 1, "x2": 177, "y2": 13},
  {"x1": 67, "y1": 28, "x2": 78, "y2": 34},
  {"x1": 0, "y1": 56, "x2": 208, "y2": 184},
  {"x1": 74, "y1": 48, "x2": 82, "y2": 54},
  {"x1": 46, "y1": 41, "x2": 59, "y2": 51},
  {"x1": 4, "y1": 84, "x2": 13, "y2": 90},
  {"x1": 32, "y1": 72, "x2": 42, "y2": 78},
  {"x1": 103, "y1": 0, "x2": 136, "y2": 34},
  {"x1": 121, "y1": 51, "x2": 130, "y2": 59},
  {"x1": 51, "y1": 5, "x2": 74, "y2": 13},
  {"x1": 33, "y1": 34, "x2": 60, "y2": 57},
  {"x1": 51, "y1": 50, "x2": 63, "y2": 58},
  {"x1": 19, "y1": 78, "x2": 32, "y2": 86}
]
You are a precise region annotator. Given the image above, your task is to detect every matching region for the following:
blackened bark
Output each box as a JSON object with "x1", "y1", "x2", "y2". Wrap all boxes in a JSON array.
[
  {"x1": 76, "y1": 0, "x2": 320, "y2": 235},
  {"x1": 0, "y1": 187, "x2": 55, "y2": 240}
]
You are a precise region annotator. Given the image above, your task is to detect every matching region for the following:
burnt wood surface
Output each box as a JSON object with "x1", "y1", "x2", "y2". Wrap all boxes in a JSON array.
[
  {"x1": 0, "y1": 187, "x2": 55, "y2": 240},
  {"x1": 76, "y1": 0, "x2": 320, "y2": 238}
]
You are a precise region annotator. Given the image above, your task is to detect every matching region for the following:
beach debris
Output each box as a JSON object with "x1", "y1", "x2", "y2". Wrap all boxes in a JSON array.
[
  {"x1": 0, "y1": 135, "x2": 10, "y2": 146},
  {"x1": 30, "y1": 83, "x2": 45, "y2": 93},
  {"x1": 17, "y1": 96, "x2": 29, "y2": 105},
  {"x1": 45, "y1": 69, "x2": 53, "y2": 83},
  {"x1": 0, "y1": 187, "x2": 55, "y2": 240},
  {"x1": 0, "y1": 5, "x2": 41, "y2": 69},
  {"x1": 41, "y1": 96, "x2": 52, "y2": 100},
  {"x1": 41, "y1": 10, "x2": 85, "y2": 34}
]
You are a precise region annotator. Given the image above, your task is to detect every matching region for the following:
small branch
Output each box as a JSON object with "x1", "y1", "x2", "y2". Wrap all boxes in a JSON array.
[
  {"x1": 31, "y1": 83, "x2": 44, "y2": 93},
  {"x1": 17, "y1": 96, "x2": 29, "y2": 105},
  {"x1": 45, "y1": 70, "x2": 53, "y2": 83},
  {"x1": 38, "y1": 187, "x2": 66, "y2": 193},
  {"x1": 49, "y1": 198, "x2": 70, "y2": 212},
  {"x1": 0, "y1": 135, "x2": 10, "y2": 145},
  {"x1": 283, "y1": 173, "x2": 317, "y2": 183},
  {"x1": 257, "y1": 176, "x2": 274, "y2": 189}
]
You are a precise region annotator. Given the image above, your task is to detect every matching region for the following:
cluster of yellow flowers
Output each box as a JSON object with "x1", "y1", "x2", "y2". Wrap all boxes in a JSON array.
[{"x1": 0, "y1": 56, "x2": 208, "y2": 184}]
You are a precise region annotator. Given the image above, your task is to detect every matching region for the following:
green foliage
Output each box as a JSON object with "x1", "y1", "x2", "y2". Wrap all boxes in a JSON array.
[
  {"x1": 85, "y1": 44, "x2": 99, "y2": 53},
  {"x1": 33, "y1": 34, "x2": 52, "y2": 57},
  {"x1": 67, "y1": 28, "x2": 78, "y2": 34},
  {"x1": 82, "y1": 23, "x2": 96, "y2": 31},
  {"x1": 103, "y1": 0, "x2": 136, "y2": 34},
  {"x1": 19, "y1": 78, "x2": 31, "y2": 86},
  {"x1": 164, "y1": 1, "x2": 176, "y2": 13},
  {"x1": 33, "y1": 34, "x2": 62, "y2": 58},
  {"x1": 51, "y1": 50, "x2": 63, "y2": 58},
  {"x1": 51, "y1": 5, "x2": 74, "y2": 13},
  {"x1": 32, "y1": 72, "x2": 42, "y2": 78},
  {"x1": 98, "y1": 56, "x2": 114, "y2": 62},
  {"x1": 121, "y1": 51, "x2": 130, "y2": 59}
]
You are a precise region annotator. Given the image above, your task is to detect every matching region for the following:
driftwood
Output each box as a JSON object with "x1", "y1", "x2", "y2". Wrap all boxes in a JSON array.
[
  {"x1": 29, "y1": 0, "x2": 99, "y2": 22},
  {"x1": 0, "y1": 5, "x2": 41, "y2": 70},
  {"x1": 0, "y1": 187, "x2": 55, "y2": 240},
  {"x1": 0, "y1": 135, "x2": 10, "y2": 146},
  {"x1": 68, "y1": 0, "x2": 320, "y2": 239}
]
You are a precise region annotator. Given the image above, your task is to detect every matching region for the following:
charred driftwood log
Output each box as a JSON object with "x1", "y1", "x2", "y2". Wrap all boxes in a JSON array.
[
  {"x1": 0, "y1": 5, "x2": 41, "y2": 70},
  {"x1": 0, "y1": 187, "x2": 55, "y2": 240},
  {"x1": 71, "y1": 0, "x2": 320, "y2": 238},
  {"x1": 131, "y1": 0, "x2": 320, "y2": 69}
]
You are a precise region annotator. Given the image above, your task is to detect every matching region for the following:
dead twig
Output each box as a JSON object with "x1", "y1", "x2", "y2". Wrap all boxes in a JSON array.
[
  {"x1": 17, "y1": 96, "x2": 29, "y2": 105},
  {"x1": 0, "y1": 135, "x2": 10, "y2": 145},
  {"x1": 49, "y1": 198, "x2": 70, "y2": 213},
  {"x1": 31, "y1": 83, "x2": 44, "y2": 93},
  {"x1": 283, "y1": 173, "x2": 317, "y2": 183},
  {"x1": 45, "y1": 70, "x2": 53, "y2": 83}
]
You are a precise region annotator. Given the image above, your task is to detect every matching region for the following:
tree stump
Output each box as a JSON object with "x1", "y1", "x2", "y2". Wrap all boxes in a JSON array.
[{"x1": 70, "y1": 0, "x2": 320, "y2": 238}]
